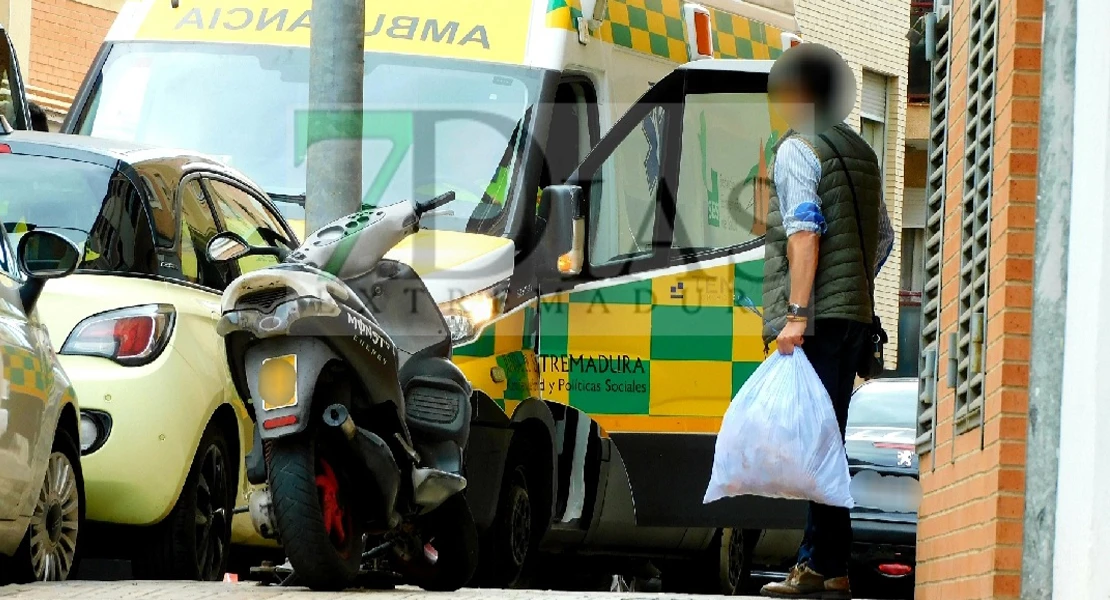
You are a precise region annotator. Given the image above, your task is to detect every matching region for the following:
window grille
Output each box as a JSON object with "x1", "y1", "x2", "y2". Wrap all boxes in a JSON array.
[
  {"x1": 916, "y1": 6, "x2": 951, "y2": 459},
  {"x1": 954, "y1": 0, "x2": 999, "y2": 436}
]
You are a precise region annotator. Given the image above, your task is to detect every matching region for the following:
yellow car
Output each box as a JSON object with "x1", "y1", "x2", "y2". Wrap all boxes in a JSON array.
[{"x1": 1, "y1": 132, "x2": 299, "y2": 580}]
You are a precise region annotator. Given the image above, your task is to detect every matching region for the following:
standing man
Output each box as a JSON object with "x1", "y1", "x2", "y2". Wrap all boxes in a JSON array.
[{"x1": 758, "y1": 44, "x2": 895, "y2": 599}]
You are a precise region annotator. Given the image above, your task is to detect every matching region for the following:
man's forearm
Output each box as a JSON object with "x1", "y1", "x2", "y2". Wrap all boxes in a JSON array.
[{"x1": 786, "y1": 231, "x2": 820, "y2": 307}]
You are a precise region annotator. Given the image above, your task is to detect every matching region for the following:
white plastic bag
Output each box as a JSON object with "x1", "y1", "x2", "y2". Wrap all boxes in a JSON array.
[{"x1": 703, "y1": 347, "x2": 854, "y2": 508}]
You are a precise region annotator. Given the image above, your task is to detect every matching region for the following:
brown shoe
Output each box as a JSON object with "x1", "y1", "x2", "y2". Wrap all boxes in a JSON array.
[{"x1": 760, "y1": 563, "x2": 851, "y2": 599}]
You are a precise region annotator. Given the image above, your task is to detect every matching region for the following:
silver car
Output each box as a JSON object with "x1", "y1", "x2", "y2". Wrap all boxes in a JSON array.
[{"x1": 0, "y1": 138, "x2": 85, "y2": 583}]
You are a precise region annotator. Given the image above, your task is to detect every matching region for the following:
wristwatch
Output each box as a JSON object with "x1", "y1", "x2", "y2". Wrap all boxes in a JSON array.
[{"x1": 786, "y1": 303, "x2": 811, "y2": 321}]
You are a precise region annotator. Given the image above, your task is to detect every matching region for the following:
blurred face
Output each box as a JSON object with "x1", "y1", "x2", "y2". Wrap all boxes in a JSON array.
[{"x1": 769, "y1": 85, "x2": 817, "y2": 134}]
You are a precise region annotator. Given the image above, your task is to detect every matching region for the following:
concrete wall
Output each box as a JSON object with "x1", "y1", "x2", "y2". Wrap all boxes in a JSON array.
[
  {"x1": 915, "y1": 0, "x2": 1043, "y2": 597},
  {"x1": 794, "y1": 0, "x2": 911, "y2": 368}
]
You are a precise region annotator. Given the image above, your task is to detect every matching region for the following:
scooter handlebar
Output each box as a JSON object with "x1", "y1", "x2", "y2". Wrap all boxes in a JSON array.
[{"x1": 414, "y1": 191, "x2": 455, "y2": 216}]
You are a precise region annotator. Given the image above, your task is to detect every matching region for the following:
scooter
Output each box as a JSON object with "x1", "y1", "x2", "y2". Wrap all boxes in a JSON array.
[{"x1": 205, "y1": 192, "x2": 478, "y2": 592}]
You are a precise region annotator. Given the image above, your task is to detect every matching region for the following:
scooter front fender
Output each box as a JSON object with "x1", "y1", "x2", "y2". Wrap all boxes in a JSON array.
[{"x1": 244, "y1": 337, "x2": 340, "y2": 440}]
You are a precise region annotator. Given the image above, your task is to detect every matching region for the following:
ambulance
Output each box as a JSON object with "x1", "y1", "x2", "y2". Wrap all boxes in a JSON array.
[
  {"x1": 64, "y1": 0, "x2": 808, "y2": 591},
  {"x1": 1, "y1": 23, "x2": 31, "y2": 131}
]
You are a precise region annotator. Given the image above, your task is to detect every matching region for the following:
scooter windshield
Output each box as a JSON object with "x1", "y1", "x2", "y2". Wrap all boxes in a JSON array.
[{"x1": 342, "y1": 259, "x2": 453, "y2": 362}]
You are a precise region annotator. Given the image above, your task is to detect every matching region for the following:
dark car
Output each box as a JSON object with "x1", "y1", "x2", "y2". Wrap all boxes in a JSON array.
[{"x1": 845, "y1": 377, "x2": 920, "y2": 599}]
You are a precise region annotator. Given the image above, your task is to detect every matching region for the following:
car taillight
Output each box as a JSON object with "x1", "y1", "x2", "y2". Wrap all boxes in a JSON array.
[
  {"x1": 0, "y1": 144, "x2": 11, "y2": 153},
  {"x1": 61, "y1": 304, "x2": 176, "y2": 366},
  {"x1": 873, "y1": 442, "x2": 915, "y2": 451},
  {"x1": 878, "y1": 563, "x2": 913, "y2": 577}
]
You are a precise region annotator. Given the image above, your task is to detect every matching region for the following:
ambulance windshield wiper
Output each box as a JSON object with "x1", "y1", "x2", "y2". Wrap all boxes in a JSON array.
[{"x1": 268, "y1": 193, "x2": 306, "y2": 206}]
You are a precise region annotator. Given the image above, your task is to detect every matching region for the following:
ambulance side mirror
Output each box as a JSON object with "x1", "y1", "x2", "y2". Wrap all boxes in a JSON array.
[{"x1": 537, "y1": 184, "x2": 585, "y2": 278}]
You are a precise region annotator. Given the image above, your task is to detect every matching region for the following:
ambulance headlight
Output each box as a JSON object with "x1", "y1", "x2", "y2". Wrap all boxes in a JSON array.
[{"x1": 438, "y1": 280, "x2": 510, "y2": 345}]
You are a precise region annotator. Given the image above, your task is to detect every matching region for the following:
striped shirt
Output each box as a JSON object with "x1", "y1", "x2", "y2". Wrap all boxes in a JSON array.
[{"x1": 774, "y1": 137, "x2": 895, "y2": 278}]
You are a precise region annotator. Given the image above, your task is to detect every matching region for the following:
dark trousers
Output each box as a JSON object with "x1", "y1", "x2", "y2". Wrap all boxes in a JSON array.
[{"x1": 794, "y1": 318, "x2": 868, "y2": 578}]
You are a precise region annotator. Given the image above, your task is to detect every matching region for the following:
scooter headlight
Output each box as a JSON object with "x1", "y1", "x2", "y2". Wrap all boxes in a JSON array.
[{"x1": 438, "y1": 280, "x2": 509, "y2": 346}]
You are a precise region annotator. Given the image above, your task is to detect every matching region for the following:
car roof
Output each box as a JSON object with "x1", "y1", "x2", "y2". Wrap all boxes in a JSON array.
[
  {"x1": 2, "y1": 130, "x2": 212, "y2": 163},
  {"x1": 854, "y1": 377, "x2": 918, "y2": 394},
  {"x1": 678, "y1": 59, "x2": 775, "y2": 74},
  {"x1": 0, "y1": 131, "x2": 268, "y2": 196}
]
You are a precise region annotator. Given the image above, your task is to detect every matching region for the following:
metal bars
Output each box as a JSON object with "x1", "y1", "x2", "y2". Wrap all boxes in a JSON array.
[{"x1": 955, "y1": 0, "x2": 999, "y2": 436}]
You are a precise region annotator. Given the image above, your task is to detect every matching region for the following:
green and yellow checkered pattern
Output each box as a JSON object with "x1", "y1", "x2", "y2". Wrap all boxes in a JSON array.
[
  {"x1": 451, "y1": 260, "x2": 770, "y2": 432},
  {"x1": 2, "y1": 348, "x2": 47, "y2": 397},
  {"x1": 546, "y1": 0, "x2": 785, "y2": 63},
  {"x1": 453, "y1": 299, "x2": 542, "y2": 413}
]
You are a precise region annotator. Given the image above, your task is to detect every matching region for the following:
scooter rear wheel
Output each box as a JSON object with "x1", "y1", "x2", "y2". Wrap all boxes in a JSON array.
[{"x1": 267, "y1": 433, "x2": 362, "y2": 591}]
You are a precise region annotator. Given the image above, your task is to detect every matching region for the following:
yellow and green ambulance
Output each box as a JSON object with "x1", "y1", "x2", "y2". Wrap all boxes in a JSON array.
[{"x1": 64, "y1": 0, "x2": 808, "y2": 590}]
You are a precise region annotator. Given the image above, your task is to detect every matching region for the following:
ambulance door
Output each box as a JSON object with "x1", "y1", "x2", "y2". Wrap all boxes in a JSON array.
[
  {"x1": 0, "y1": 27, "x2": 30, "y2": 130},
  {"x1": 534, "y1": 65, "x2": 778, "y2": 518}
]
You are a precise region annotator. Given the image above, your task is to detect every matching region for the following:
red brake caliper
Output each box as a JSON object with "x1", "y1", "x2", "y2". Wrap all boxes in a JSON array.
[{"x1": 316, "y1": 459, "x2": 347, "y2": 545}]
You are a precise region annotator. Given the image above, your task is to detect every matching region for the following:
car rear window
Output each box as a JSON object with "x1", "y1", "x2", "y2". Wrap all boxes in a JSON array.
[
  {"x1": 847, "y1": 381, "x2": 918, "y2": 429},
  {"x1": 0, "y1": 152, "x2": 156, "y2": 275}
]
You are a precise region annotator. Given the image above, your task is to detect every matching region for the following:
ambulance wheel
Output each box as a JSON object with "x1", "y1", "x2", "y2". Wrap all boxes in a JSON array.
[
  {"x1": 476, "y1": 450, "x2": 536, "y2": 588},
  {"x1": 663, "y1": 529, "x2": 755, "y2": 595}
]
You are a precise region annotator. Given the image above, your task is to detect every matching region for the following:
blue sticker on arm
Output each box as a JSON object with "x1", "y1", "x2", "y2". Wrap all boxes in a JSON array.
[{"x1": 792, "y1": 201, "x2": 828, "y2": 235}]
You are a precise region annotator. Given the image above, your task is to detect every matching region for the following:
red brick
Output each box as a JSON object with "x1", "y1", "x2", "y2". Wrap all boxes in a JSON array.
[
  {"x1": 1013, "y1": 47, "x2": 1043, "y2": 71},
  {"x1": 1010, "y1": 125, "x2": 1039, "y2": 151},
  {"x1": 994, "y1": 573, "x2": 1023, "y2": 598},
  {"x1": 1001, "y1": 257, "x2": 1034, "y2": 282},
  {"x1": 1009, "y1": 151, "x2": 1040, "y2": 177},
  {"x1": 987, "y1": 388, "x2": 1030, "y2": 414},
  {"x1": 1007, "y1": 177, "x2": 1039, "y2": 204},
  {"x1": 993, "y1": 203, "x2": 1037, "y2": 229},
  {"x1": 986, "y1": 336, "x2": 1031, "y2": 367},
  {"x1": 29, "y1": 0, "x2": 118, "y2": 98},
  {"x1": 1016, "y1": 0, "x2": 1045, "y2": 19},
  {"x1": 986, "y1": 361, "x2": 1030, "y2": 390},
  {"x1": 955, "y1": 430, "x2": 982, "y2": 458},
  {"x1": 989, "y1": 439, "x2": 1029, "y2": 466},
  {"x1": 996, "y1": 469, "x2": 1027, "y2": 495},
  {"x1": 995, "y1": 493, "x2": 1026, "y2": 520},
  {"x1": 1016, "y1": 21, "x2": 1043, "y2": 45},
  {"x1": 985, "y1": 412, "x2": 1030, "y2": 444}
]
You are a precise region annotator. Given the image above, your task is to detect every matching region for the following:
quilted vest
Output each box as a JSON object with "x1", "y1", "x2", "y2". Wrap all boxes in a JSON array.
[{"x1": 761, "y1": 122, "x2": 884, "y2": 347}]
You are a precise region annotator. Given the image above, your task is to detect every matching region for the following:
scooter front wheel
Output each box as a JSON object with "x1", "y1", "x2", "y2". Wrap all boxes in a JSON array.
[{"x1": 267, "y1": 432, "x2": 362, "y2": 591}]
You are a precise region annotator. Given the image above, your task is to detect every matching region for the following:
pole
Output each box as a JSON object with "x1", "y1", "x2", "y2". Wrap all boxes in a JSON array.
[
  {"x1": 305, "y1": 0, "x2": 365, "y2": 234},
  {"x1": 1020, "y1": 0, "x2": 1075, "y2": 597},
  {"x1": 1046, "y1": 0, "x2": 1110, "y2": 592}
]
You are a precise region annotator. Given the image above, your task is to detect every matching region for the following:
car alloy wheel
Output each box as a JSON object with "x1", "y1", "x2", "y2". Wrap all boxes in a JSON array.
[
  {"x1": 29, "y1": 451, "x2": 81, "y2": 581},
  {"x1": 194, "y1": 443, "x2": 230, "y2": 580}
]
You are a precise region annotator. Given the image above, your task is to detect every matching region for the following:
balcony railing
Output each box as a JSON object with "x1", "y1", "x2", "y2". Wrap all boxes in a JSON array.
[{"x1": 908, "y1": 0, "x2": 933, "y2": 103}]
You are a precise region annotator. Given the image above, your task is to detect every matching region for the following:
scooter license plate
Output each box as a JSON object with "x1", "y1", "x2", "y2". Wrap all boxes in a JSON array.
[{"x1": 259, "y1": 354, "x2": 299, "y2": 411}]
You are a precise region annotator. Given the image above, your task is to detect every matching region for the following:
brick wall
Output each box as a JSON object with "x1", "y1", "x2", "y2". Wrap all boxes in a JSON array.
[
  {"x1": 794, "y1": 0, "x2": 911, "y2": 368},
  {"x1": 915, "y1": 0, "x2": 1042, "y2": 598},
  {"x1": 27, "y1": 0, "x2": 119, "y2": 124}
]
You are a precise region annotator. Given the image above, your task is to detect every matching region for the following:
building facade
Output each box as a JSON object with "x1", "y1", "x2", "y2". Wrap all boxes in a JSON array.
[
  {"x1": 0, "y1": 0, "x2": 121, "y2": 130},
  {"x1": 794, "y1": 0, "x2": 912, "y2": 371},
  {"x1": 914, "y1": 0, "x2": 1042, "y2": 597}
]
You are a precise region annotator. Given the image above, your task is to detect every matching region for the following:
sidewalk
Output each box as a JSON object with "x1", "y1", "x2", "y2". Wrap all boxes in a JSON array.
[{"x1": 0, "y1": 581, "x2": 773, "y2": 600}]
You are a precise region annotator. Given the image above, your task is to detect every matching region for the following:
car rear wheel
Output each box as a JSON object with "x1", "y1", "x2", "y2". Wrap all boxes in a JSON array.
[
  {"x1": 0, "y1": 428, "x2": 85, "y2": 583},
  {"x1": 132, "y1": 422, "x2": 235, "y2": 581}
]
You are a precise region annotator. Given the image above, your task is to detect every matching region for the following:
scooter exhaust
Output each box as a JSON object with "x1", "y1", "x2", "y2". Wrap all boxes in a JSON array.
[
  {"x1": 321, "y1": 404, "x2": 402, "y2": 529},
  {"x1": 323, "y1": 403, "x2": 357, "y2": 439}
]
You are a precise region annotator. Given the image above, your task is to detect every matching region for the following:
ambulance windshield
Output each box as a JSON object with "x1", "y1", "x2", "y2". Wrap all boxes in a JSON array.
[{"x1": 74, "y1": 42, "x2": 546, "y2": 238}]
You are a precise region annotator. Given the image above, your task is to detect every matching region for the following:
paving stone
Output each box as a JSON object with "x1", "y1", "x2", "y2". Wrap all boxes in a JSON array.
[{"x1": 0, "y1": 581, "x2": 770, "y2": 600}]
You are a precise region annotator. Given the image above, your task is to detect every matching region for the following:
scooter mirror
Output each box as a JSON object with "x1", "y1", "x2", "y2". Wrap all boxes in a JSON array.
[{"x1": 206, "y1": 232, "x2": 252, "y2": 263}]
